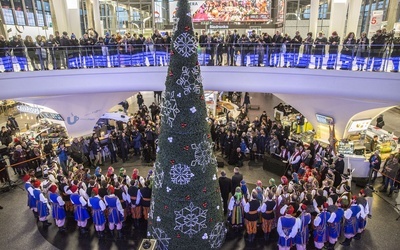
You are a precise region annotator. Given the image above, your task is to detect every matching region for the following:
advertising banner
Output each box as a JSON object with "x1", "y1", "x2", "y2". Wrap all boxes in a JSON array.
[
  {"x1": 368, "y1": 10, "x2": 384, "y2": 38},
  {"x1": 169, "y1": 0, "x2": 272, "y2": 23}
]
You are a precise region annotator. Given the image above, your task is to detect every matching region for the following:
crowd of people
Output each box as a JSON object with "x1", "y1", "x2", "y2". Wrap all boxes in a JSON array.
[
  {"x1": 1, "y1": 27, "x2": 399, "y2": 71},
  {"x1": 219, "y1": 165, "x2": 373, "y2": 249}
]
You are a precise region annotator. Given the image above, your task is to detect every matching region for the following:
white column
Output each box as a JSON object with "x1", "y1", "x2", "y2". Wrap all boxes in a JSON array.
[
  {"x1": 347, "y1": 0, "x2": 362, "y2": 35},
  {"x1": 52, "y1": 0, "x2": 81, "y2": 36},
  {"x1": 328, "y1": 0, "x2": 349, "y2": 40},
  {"x1": 309, "y1": 0, "x2": 320, "y2": 37},
  {"x1": 92, "y1": 0, "x2": 102, "y2": 34}
]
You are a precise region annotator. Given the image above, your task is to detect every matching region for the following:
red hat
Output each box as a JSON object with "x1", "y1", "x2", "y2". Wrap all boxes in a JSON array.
[
  {"x1": 107, "y1": 185, "x2": 115, "y2": 194},
  {"x1": 49, "y1": 184, "x2": 58, "y2": 193},
  {"x1": 22, "y1": 174, "x2": 31, "y2": 182},
  {"x1": 92, "y1": 187, "x2": 99, "y2": 195},
  {"x1": 70, "y1": 185, "x2": 78, "y2": 193},
  {"x1": 323, "y1": 202, "x2": 329, "y2": 209},
  {"x1": 281, "y1": 176, "x2": 288, "y2": 185},
  {"x1": 359, "y1": 189, "x2": 365, "y2": 196},
  {"x1": 286, "y1": 205, "x2": 295, "y2": 215},
  {"x1": 33, "y1": 180, "x2": 41, "y2": 188},
  {"x1": 301, "y1": 204, "x2": 307, "y2": 211}
]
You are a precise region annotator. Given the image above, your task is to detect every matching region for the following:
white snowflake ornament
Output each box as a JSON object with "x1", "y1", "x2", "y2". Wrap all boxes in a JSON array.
[
  {"x1": 174, "y1": 202, "x2": 208, "y2": 238},
  {"x1": 168, "y1": 137, "x2": 173, "y2": 143},
  {"x1": 170, "y1": 164, "x2": 194, "y2": 185},
  {"x1": 166, "y1": 186, "x2": 171, "y2": 192},
  {"x1": 202, "y1": 233, "x2": 209, "y2": 240},
  {"x1": 216, "y1": 205, "x2": 220, "y2": 210},
  {"x1": 160, "y1": 91, "x2": 180, "y2": 127},
  {"x1": 191, "y1": 134, "x2": 217, "y2": 173},
  {"x1": 209, "y1": 222, "x2": 226, "y2": 249},
  {"x1": 173, "y1": 33, "x2": 197, "y2": 58},
  {"x1": 156, "y1": 216, "x2": 161, "y2": 222},
  {"x1": 190, "y1": 107, "x2": 197, "y2": 113},
  {"x1": 176, "y1": 66, "x2": 201, "y2": 95},
  {"x1": 212, "y1": 174, "x2": 217, "y2": 180},
  {"x1": 151, "y1": 227, "x2": 171, "y2": 250},
  {"x1": 153, "y1": 162, "x2": 164, "y2": 189},
  {"x1": 177, "y1": 93, "x2": 181, "y2": 98}
]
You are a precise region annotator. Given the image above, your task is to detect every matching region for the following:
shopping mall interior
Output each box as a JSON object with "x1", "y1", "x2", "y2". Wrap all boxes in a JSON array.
[{"x1": 1, "y1": 0, "x2": 400, "y2": 250}]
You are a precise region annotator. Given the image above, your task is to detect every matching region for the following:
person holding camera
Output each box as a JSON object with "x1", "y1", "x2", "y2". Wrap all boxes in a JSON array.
[{"x1": 366, "y1": 29, "x2": 386, "y2": 71}]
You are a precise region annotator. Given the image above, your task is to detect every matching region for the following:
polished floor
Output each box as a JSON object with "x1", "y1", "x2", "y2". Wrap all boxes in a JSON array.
[{"x1": 0, "y1": 92, "x2": 400, "y2": 250}]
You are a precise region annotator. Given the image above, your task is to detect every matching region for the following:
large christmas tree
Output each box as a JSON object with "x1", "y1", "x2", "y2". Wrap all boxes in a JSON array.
[{"x1": 147, "y1": 1, "x2": 226, "y2": 249}]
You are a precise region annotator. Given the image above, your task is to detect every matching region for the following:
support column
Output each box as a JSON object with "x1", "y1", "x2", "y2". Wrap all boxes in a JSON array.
[
  {"x1": 85, "y1": 0, "x2": 94, "y2": 30},
  {"x1": 387, "y1": 0, "x2": 400, "y2": 30},
  {"x1": 309, "y1": 0, "x2": 320, "y2": 36},
  {"x1": 328, "y1": 0, "x2": 349, "y2": 39},
  {"x1": 347, "y1": 0, "x2": 362, "y2": 35},
  {"x1": 92, "y1": 0, "x2": 102, "y2": 35}
]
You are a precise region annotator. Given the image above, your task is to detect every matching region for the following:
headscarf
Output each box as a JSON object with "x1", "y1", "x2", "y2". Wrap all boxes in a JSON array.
[
  {"x1": 234, "y1": 187, "x2": 242, "y2": 201},
  {"x1": 95, "y1": 166, "x2": 101, "y2": 177}
]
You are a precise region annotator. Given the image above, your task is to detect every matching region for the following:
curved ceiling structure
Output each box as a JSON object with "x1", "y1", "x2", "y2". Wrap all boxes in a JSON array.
[{"x1": 1, "y1": 67, "x2": 399, "y2": 138}]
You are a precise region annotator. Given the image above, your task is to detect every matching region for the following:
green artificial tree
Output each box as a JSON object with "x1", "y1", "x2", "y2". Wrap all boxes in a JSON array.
[{"x1": 147, "y1": 0, "x2": 226, "y2": 249}]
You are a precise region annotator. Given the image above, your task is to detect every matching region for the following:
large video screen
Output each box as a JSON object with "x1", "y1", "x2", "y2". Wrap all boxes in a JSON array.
[
  {"x1": 169, "y1": 0, "x2": 272, "y2": 23},
  {"x1": 347, "y1": 119, "x2": 372, "y2": 133}
]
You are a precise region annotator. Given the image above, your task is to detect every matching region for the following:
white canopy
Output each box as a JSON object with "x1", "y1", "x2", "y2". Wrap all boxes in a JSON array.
[{"x1": 100, "y1": 112, "x2": 131, "y2": 123}]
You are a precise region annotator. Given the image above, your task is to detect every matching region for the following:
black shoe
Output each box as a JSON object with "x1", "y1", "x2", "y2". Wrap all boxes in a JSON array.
[
  {"x1": 368, "y1": 214, "x2": 372, "y2": 219},
  {"x1": 341, "y1": 238, "x2": 351, "y2": 246},
  {"x1": 43, "y1": 220, "x2": 52, "y2": 227},
  {"x1": 0, "y1": 206, "x2": 3, "y2": 209},
  {"x1": 354, "y1": 233, "x2": 361, "y2": 240},
  {"x1": 58, "y1": 226, "x2": 67, "y2": 232}
]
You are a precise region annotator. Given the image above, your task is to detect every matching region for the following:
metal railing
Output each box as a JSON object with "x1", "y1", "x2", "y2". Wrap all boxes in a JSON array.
[{"x1": 0, "y1": 43, "x2": 398, "y2": 72}]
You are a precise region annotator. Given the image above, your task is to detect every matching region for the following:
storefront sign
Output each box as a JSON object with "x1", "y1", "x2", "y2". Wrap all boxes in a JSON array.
[
  {"x1": 315, "y1": 113, "x2": 334, "y2": 125},
  {"x1": 209, "y1": 24, "x2": 229, "y2": 29},
  {"x1": 368, "y1": 10, "x2": 384, "y2": 38},
  {"x1": 17, "y1": 104, "x2": 42, "y2": 114},
  {"x1": 38, "y1": 112, "x2": 64, "y2": 121}
]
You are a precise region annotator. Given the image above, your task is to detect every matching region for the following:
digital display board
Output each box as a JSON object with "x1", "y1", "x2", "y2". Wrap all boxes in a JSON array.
[
  {"x1": 315, "y1": 113, "x2": 334, "y2": 125},
  {"x1": 347, "y1": 119, "x2": 372, "y2": 133}
]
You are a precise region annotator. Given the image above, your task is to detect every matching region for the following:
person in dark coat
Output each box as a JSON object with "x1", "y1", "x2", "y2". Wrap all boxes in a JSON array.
[
  {"x1": 334, "y1": 154, "x2": 345, "y2": 175},
  {"x1": 390, "y1": 36, "x2": 400, "y2": 72},
  {"x1": 376, "y1": 114, "x2": 385, "y2": 128},
  {"x1": 366, "y1": 29, "x2": 386, "y2": 71},
  {"x1": 231, "y1": 167, "x2": 243, "y2": 195},
  {"x1": 218, "y1": 170, "x2": 232, "y2": 215},
  {"x1": 242, "y1": 92, "x2": 251, "y2": 112},
  {"x1": 327, "y1": 31, "x2": 340, "y2": 69}
]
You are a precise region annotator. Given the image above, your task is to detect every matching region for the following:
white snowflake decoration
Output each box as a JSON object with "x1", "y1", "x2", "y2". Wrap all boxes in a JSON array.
[
  {"x1": 191, "y1": 135, "x2": 217, "y2": 173},
  {"x1": 209, "y1": 222, "x2": 226, "y2": 249},
  {"x1": 174, "y1": 202, "x2": 208, "y2": 238},
  {"x1": 160, "y1": 91, "x2": 180, "y2": 127},
  {"x1": 202, "y1": 233, "x2": 208, "y2": 240},
  {"x1": 176, "y1": 66, "x2": 201, "y2": 95},
  {"x1": 212, "y1": 174, "x2": 217, "y2": 180},
  {"x1": 166, "y1": 186, "x2": 171, "y2": 192},
  {"x1": 191, "y1": 65, "x2": 203, "y2": 84},
  {"x1": 151, "y1": 226, "x2": 171, "y2": 250},
  {"x1": 177, "y1": 93, "x2": 181, "y2": 98},
  {"x1": 172, "y1": 17, "x2": 180, "y2": 34},
  {"x1": 216, "y1": 205, "x2": 220, "y2": 210},
  {"x1": 170, "y1": 164, "x2": 194, "y2": 185},
  {"x1": 190, "y1": 107, "x2": 197, "y2": 113},
  {"x1": 168, "y1": 137, "x2": 173, "y2": 143},
  {"x1": 149, "y1": 199, "x2": 155, "y2": 219},
  {"x1": 173, "y1": 33, "x2": 197, "y2": 58},
  {"x1": 153, "y1": 162, "x2": 164, "y2": 189},
  {"x1": 156, "y1": 216, "x2": 161, "y2": 222}
]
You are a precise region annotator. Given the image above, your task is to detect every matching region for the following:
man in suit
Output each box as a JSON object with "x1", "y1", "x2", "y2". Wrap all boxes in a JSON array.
[
  {"x1": 219, "y1": 170, "x2": 232, "y2": 215},
  {"x1": 231, "y1": 167, "x2": 243, "y2": 195}
]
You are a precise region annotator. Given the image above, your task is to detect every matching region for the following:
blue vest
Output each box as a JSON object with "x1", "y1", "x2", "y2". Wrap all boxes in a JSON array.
[
  {"x1": 49, "y1": 193, "x2": 66, "y2": 220},
  {"x1": 278, "y1": 215, "x2": 297, "y2": 247}
]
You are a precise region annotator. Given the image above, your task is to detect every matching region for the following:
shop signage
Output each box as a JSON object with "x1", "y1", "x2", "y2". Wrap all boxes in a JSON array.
[
  {"x1": 209, "y1": 24, "x2": 229, "y2": 29},
  {"x1": 315, "y1": 114, "x2": 334, "y2": 125},
  {"x1": 17, "y1": 104, "x2": 42, "y2": 115},
  {"x1": 38, "y1": 112, "x2": 64, "y2": 121}
]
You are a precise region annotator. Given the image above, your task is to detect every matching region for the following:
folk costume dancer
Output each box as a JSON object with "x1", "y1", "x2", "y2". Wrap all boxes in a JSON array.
[
  {"x1": 277, "y1": 205, "x2": 299, "y2": 250},
  {"x1": 33, "y1": 180, "x2": 52, "y2": 228},
  {"x1": 228, "y1": 187, "x2": 245, "y2": 231},
  {"x1": 294, "y1": 204, "x2": 311, "y2": 250},
  {"x1": 260, "y1": 192, "x2": 276, "y2": 241},
  {"x1": 355, "y1": 195, "x2": 369, "y2": 240},
  {"x1": 48, "y1": 184, "x2": 66, "y2": 232},
  {"x1": 105, "y1": 185, "x2": 125, "y2": 239},
  {"x1": 23, "y1": 174, "x2": 37, "y2": 219},
  {"x1": 70, "y1": 185, "x2": 90, "y2": 235},
  {"x1": 88, "y1": 188, "x2": 106, "y2": 239},
  {"x1": 128, "y1": 180, "x2": 141, "y2": 228},
  {"x1": 326, "y1": 203, "x2": 344, "y2": 250},
  {"x1": 136, "y1": 180, "x2": 152, "y2": 221},
  {"x1": 244, "y1": 191, "x2": 261, "y2": 242},
  {"x1": 341, "y1": 196, "x2": 361, "y2": 246},
  {"x1": 313, "y1": 203, "x2": 330, "y2": 249}
]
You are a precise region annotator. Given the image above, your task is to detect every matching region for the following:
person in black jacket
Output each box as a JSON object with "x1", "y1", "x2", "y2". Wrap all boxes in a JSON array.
[
  {"x1": 218, "y1": 170, "x2": 232, "y2": 215},
  {"x1": 0, "y1": 35, "x2": 12, "y2": 72},
  {"x1": 270, "y1": 31, "x2": 283, "y2": 67},
  {"x1": 327, "y1": 31, "x2": 340, "y2": 69},
  {"x1": 9, "y1": 36, "x2": 27, "y2": 71},
  {"x1": 231, "y1": 167, "x2": 243, "y2": 195},
  {"x1": 334, "y1": 154, "x2": 345, "y2": 175},
  {"x1": 366, "y1": 29, "x2": 386, "y2": 71}
]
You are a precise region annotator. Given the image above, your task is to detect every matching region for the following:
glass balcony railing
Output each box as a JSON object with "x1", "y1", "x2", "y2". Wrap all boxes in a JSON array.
[{"x1": 0, "y1": 43, "x2": 398, "y2": 73}]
